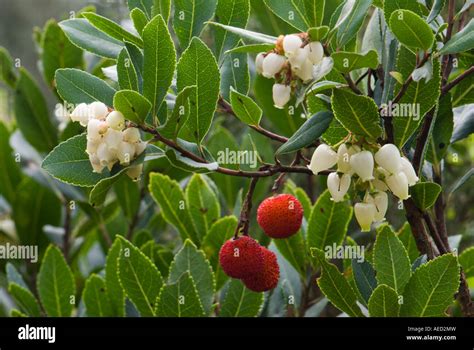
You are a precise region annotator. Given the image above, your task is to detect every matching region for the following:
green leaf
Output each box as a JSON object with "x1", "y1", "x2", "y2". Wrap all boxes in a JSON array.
[
  {"x1": 165, "y1": 147, "x2": 219, "y2": 173},
  {"x1": 263, "y1": 0, "x2": 325, "y2": 31},
  {"x1": 392, "y1": 47, "x2": 441, "y2": 147},
  {"x1": 105, "y1": 238, "x2": 125, "y2": 317},
  {"x1": 8, "y1": 283, "x2": 41, "y2": 317},
  {"x1": 142, "y1": 14, "x2": 176, "y2": 119},
  {"x1": 128, "y1": 0, "x2": 154, "y2": 19},
  {"x1": 373, "y1": 225, "x2": 412, "y2": 293},
  {"x1": 427, "y1": 0, "x2": 445, "y2": 23},
  {"x1": 400, "y1": 253, "x2": 460, "y2": 316},
  {"x1": 206, "y1": 22, "x2": 277, "y2": 44},
  {"x1": 152, "y1": 0, "x2": 172, "y2": 22},
  {"x1": 113, "y1": 90, "x2": 152, "y2": 125},
  {"x1": 450, "y1": 168, "x2": 474, "y2": 195},
  {"x1": 351, "y1": 260, "x2": 377, "y2": 304},
  {"x1": 331, "y1": 89, "x2": 383, "y2": 140},
  {"x1": 6, "y1": 263, "x2": 29, "y2": 290},
  {"x1": 177, "y1": 38, "x2": 220, "y2": 144},
  {"x1": 459, "y1": 247, "x2": 474, "y2": 278},
  {"x1": 332, "y1": 50, "x2": 379, "y2": 74},
  {"x1": 426, "y1": 94, "x2": 453, "y2": 165},
  {"x1": 173, "y1": 0, "x2": 218, "y2": 48},
  {"x1": 383, "y1": 0, "x2": 422, "y2": 26},
  {"x1": 14, "y1": 68, "x2": 58, "y2": 152},
  {"x1": 55, "y1": 68, "x2": 116, "y2": 106},
  {"x1": 124, "y1": 42, "x2": 144, "y2": 91},
  {"x1": 118, "y1": 237, "x2": 163, "y2": 316},
  {"x1": 439, "y1": 19, "x2": 474, "y2": 55},
  {"x1": 159, "y1": 86, "x2": 196, "y2": 139},
  {"x1": 336, "y1": 0, "x2": 372, "y2": 48},
  {"x1": 276, "y1": 111, "x2": 333, "y2": 155},
  {"x1": 41, "y1": 19, "x2": 83, "y2": 88},
  {"x1": 224, "y1": 43, "x2": 275, "y2": 54},
  {"x1": 389, "y1": 10, "x2": 434, "y2": 51},
  {"x1": 155, "y1": 272, "x2": 205, "y2": 316},
  {"x1": 185, "y1": 174, "x2": 220, "y2": 243},
  {"x1": 149, "y1": 172, "x2": 199, "y2": 243},
  {"x1": 13, "y1": 178, "x2": 61, "y2": 247},
  {"x1": 214, "y1": 0, "x2": 250, "y2": 61},
  {"x1": 117, "y1": 48, "x2": 139, "y2": 91},
  {"x1": 219, "y1": 279, "x2": 264, "y2": 317},
  {"x1": 59, "y1": 18, "x2": 124, "y2": 59},
  {"x1": 229, "y1": 88, "x2": 262, "y2": 126},
  {"x1": 201, "y1": 216, "x2": 238, "y2": 290},
  {"x1": 168, "y1": 240, "x2": 215, "y2": 314},
  {"x1": 83, "y1": 274, "x2": 114, "y2": 317},
  {"x1": 114, "y1": 175, "x2": 141, "y2": 220},
  {"x1": 306, "y1": 80, "x2": 346, "y2": 95},
  {"x1": 312, "y1": 248, "x2": 364, "y2": 317},
  {"x1": 397, "y1": 222, "x2": 419, "y2": 263},
  {"x1": 0, "y1": 46, "x2": 17, "y2": 88},
  {"x1": 368, "y1": 284, "x2": 400, "y2": 317},
  {"x1": 410, "y1": 182, "x2": 442, "y2": 211},
  {"x1": 274, "y1": 232, "x2": 307, "y2": 276},
  {"x1": 130, "y1": 8, "x2": 148, "y2": 35},
  {"x1": 37, "y1": 245, "x2": 75, "y2": 317},
  {"x1": 220, "y1": 51, "x2": 250, "y2": 101},
  {"x1": 42, "y1": 134, "x2": 110, "y2": 187},
  {"x1": 307, "y1": 190, "x2": 353, "y2": 251},
  {"x1": 0, "y1": 122, "x2": 22, "y2": 203},
  {"x1": 308, "y1": 26, "x2": 329, "y2": 41},
  {"x1": 83, "y1": 12, "x2": 143, "y2": 48}
]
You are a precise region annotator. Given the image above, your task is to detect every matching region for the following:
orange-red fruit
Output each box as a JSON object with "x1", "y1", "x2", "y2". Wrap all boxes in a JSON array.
[
  {"x1": 257, "y1": 194, "x2": 303, "y2": 238},
  {"x1": 242, "y1": 247, "x2": 280, "y2": 292},
  {"x1": 219, "y1": 236, "x2": 264, "y2": 279}
]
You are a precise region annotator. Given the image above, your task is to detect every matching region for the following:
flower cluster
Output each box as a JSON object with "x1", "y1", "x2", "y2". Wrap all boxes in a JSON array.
[
  {"x1": 255, "y1": 34, "x2": 333, "y2": 109},
  {"x1": 69, "y1": 102, "x2": 146, "y2": 181},
  {"x1": 308, "y1": 142, "x2": 420, "y2": 231}
]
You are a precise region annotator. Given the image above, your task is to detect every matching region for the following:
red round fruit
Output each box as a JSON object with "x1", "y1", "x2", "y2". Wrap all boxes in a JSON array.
[
  {"x1": 242, "y1": 247, "x2": 280, "y2": 292},
  {"x1": 219, "y1": 236, "x2": 264, "y2": 279},
  {"x1": 257, "y1": 194, "x2": 303, "y2": 238}
]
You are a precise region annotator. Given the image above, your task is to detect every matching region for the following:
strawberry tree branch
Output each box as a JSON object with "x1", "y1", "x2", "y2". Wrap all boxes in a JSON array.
[
  {"x1": 441, "y1": 66, "x2": 474, "y2": 96},
  {"x1": 234, "y1": 176, "x2": 260, "y2": 238}
]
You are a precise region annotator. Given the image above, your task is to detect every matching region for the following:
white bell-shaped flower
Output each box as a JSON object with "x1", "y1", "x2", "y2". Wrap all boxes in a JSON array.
[
  {"x1": 350, "y1": 150, "x2": 374, "y2": 182},
  {"x1": 308, "y1": 144, "x2": 338, "y2": 175},
  {"x1": 127, "y1": 164, "x2": 143, "y2": 181},
  {"x1": 312, "y1": 56, "x2": 334, "y2": 81},
  {"x1": 373, "y1": 191, "x2": 388, "y2": 222},
  {"x1": 283, "y1": 35, "x2": 302, "y2": 56},
  {"x1": 400, "y1": 157, "x2": 419, "y2": 186},
  {"x1": 337, "y1": 143, "x2": 357, "y2": 174},
  {"x1": 386, "y1": 172, "x2": 410, "y2": 200},
  {"x1": 89, "y1": 154, "x2": 105, "y2": 173},
  {"x1": 86, "y1": 139, "x2": 99, "y2": 155},
  {"x1": 117, "y1": 141, "x2": 135, "y2": 165},
  {"x1": 327, "y1": 172, "x2": 351, "y2": 202},
  {"x1": 106, "y1": 111, "x2": 125, "y2": 130},
  {"x1": 372, "y1": 178, "x2": 389, "y2": 192},
  {"x1": 89, "y1": 101, "x2": 109, "y2": 120},
  {"x1": 374, "y1": 144, "x2": 401, "y2": 174},
  {"x1": 255, "y1": 53, "x2": 265, "y2": 74},
  {"x1": 308, "y1": 41, "x2": 324, "y2": 64},
  {"x1": 288, "y1": 46, "x2": 308, "y2": 70},
  {"x1": 70, "y1": 103, "x2": 90, "y2": 126},
  {"x1": 354, "y1": 202, "x2": 376, "y2": 232},
  {"x1": 96, "y1": 142, "x2": 115, "y2": 167},
  {"x1": 104, "y1": 128, "x2": 123, "y2": 151},
  {"x1": 134, "y1": 141, "x2": 147, "y2": 157},
  {"x1": 262, "y1": 53, "x2": 286, "y2": 78},
  {"x1": 87, "y1": 119, "x2": 108, "y2": 141},
  {"x1": 123, "y1": 127, "x2": 141, "y2": 143},
  {"x1": 294, "y1": 58, "x2": 314, "y2": 82},
  {"x1": 272, "y1": 84, "x2": 291, "y2": 109}
]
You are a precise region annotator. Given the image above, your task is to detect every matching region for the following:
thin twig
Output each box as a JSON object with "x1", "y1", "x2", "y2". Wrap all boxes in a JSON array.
[{"x1": 234, "y1": 176, "x2": 260, "y2": 238}]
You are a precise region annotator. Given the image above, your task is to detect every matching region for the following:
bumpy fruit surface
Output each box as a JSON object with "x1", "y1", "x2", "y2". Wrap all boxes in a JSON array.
[
  {"x1": 242, "y1": 247, "x2": 280, "y2": 292},
  {"x1": 257, "y1": 194, "x2": 303, "y2": 238},
  {"x1": 219, "y1": 236, "x2": 264, "y2": 279}
]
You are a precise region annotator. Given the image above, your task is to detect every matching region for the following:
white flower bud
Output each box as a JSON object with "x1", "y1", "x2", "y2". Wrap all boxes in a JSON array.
[
  {"x1": 354, "y1": 202, "x2": 376, "y2": 232},
  {"x1": 55, "y1": 103, "x2": 70, "y2": 123},
  {"x1": 123, "y1": 127, "x2": 141, "y2": 143},
  {"x1": 373, "y1": 191, "x2": 388, "y2": 222},
  {"x1": 117, "y1": 141, "x2": 135, "y2": 165},
  {"x1": 272, "y1": 83, "x2": 291, "y2": 109},
  {"x1": 134, "y1": 141, "x2": 147, "y2": 156},
  {"x1": 89, "y1": 154, "x2": 105, "y2": 173},
  {"x1": 283, "y1": 35, "x2": 303, "y2": 56},
  {"x1": 308, "y1": 41, "x2": 324, "y2": 64},
  {"x1": 87, "y1": 119, "x2": 108, "y2": 141},
  {"x1": 312, "y1": 56, "x2": 334, "y2": 81},
  {"x1": 89, "y1": 101, "x2": 109, "y2": 120},
  {"x1": 96, "y1": 142, "x2": 115, "y2": 166},
  {"x1": 104, "y1": 128, "x2": 123, "y2": 151},
  {"x1": 374, "y1": 144, "x2": 401, "y2": 174},
  {"x1": 294, "y1": 59, "x2": 314, "y2": 82},
  {"x1": 327, "y1": 172, "x2": 351, "y2": 202},
  {"x1": 372, "y1": 178, "x2": 389, "y2": 192},
  {"x1": 350, "y1": 150, "x2": 374, "y2": 182},
  {"x1": 288, "y1": 46, "x2": 308, "y2": 70},
  {"x1": 308, "y1": 144, "x2": 338, "y2": 175},
  {"x1": 262, "y1": 53, "x2": 286, "y2": 78},
  {"x1": 400, "y1": 157, "x2": 419, "y2": 186},
  {"x1": 337, "y1": 144, "x2": 357, "y2": 174},
  {"x1": 70, "y1": 103, "x2": 90, "y2": 127},
  {"x1": 256, "y1": 53, "x2": 265, "y2": 74},
  {"x1": 386, "y1": 172, "x2": 410, "y2": 200},
  {"x1": 106, "y1": 111, "x2": 125, "y2": 130},
  {"x1": 126, "y1": 164, "x2": 143, "y2": 181}
]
